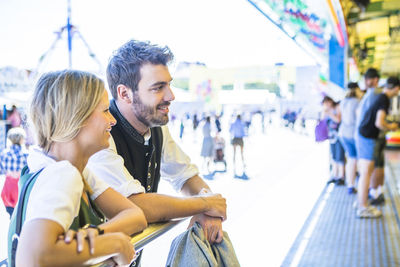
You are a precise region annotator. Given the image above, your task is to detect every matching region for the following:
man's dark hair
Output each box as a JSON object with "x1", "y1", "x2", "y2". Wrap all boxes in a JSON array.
[
  {"x1": 364, "y1": 68, "x2": 380, "y2": 79},
  {"x1": 386, "y1": 76, "x2": 400, "y2": 89},
  {"x1": 348, "y1": 82, "x2": 359, "y2": 90},
  {"x1": 106, "y1": 40, "x2": 174, "y2": 99}
]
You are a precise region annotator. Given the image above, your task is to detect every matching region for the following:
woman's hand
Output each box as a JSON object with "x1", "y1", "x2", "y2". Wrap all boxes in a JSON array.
[{"x1": 58, "y1": 227, "x2": 101, "y2": 254}]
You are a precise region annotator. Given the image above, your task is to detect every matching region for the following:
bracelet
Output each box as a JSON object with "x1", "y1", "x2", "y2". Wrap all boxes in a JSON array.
[
  {"x1": 82, "y1": 224, "x2": 104, "y2": 235},
  {"x1": 199, "y1": 188, "x2": 212, "y2": 195}
]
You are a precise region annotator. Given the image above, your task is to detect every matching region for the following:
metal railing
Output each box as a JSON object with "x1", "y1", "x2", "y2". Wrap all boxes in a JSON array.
[{"x1": 91, "y1": 218, "x2": 187, "y2": 267}]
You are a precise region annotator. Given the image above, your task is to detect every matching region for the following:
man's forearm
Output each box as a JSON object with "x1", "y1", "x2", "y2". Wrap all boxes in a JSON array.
[
  {"x1": 128, "y1": 193, "x2": 209, "y2": 223},
  {"x1": 180, "y1": 175, "x2": 211, "y2": 196}
]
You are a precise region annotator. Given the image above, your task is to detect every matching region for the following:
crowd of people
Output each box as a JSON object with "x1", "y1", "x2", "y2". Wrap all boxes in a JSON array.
[
  {"x1": 176, "y1": 110, "x2": 253, "y2": 179},
  {"x1": 1, "y1": 40, "x2": 237, "y2": 266},
  {"x1": 321, "y1": 68, "x2": 400, "y2": 219}
]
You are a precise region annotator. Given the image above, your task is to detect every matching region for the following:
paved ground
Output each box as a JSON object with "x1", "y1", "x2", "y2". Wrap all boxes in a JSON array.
[
  {"x1": 282, "y1": 150, "x2": 400, "y2": 267},
  {"x1": 0, "y1": 119, "x2": 330, "y2": 266}
]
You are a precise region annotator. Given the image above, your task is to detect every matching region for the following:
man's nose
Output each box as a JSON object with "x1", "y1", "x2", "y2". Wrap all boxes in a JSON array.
[{"x1": 165, "y1": 85, "x2": 175, "y2": 102}]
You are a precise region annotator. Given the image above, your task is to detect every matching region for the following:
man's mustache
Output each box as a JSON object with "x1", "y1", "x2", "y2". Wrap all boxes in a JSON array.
[{"x1": 157, "y1": 102, "x2": 171, "y2": 108}]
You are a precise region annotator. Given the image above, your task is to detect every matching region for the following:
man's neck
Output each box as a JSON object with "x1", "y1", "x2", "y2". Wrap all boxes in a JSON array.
[{"x1": 115, "y1": 100, "x2": 149, "y2": 136}]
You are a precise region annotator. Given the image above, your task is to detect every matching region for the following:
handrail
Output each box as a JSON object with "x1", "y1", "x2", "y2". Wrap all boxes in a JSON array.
[{"x1": 90, "y1": 218, "x2": 188, "y2": 267}]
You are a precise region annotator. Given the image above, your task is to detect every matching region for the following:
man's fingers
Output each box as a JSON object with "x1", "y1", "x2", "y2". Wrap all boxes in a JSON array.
[
  {"x1": 209, "y1": 227, "x2": 218, "y2": 244},
  {"x1": 203, "y1": 227, "x2": 209, "y2": 242},
  {"x1": 215, "y1": 229, "x2": 223, "y2": 243},
  {"x1": 187, "y1": 218, "x2": 195, "y2": 229}
]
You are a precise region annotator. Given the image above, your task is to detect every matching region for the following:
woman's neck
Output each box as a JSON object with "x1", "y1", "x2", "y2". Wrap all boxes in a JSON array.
[{"x1": 47, "y1": 141, "x2": 88, "y2": 173}]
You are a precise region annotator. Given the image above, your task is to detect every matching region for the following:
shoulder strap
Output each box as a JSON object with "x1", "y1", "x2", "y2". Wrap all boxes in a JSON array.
[
  {"x1": 10, "y1": 167, "x2": 44, "y2": 267},
  {"x1": 15, "y1": 168, "x2": 44, "y2": 235}
]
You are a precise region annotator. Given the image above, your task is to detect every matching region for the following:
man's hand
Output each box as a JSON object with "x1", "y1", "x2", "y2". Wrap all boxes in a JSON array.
[
  {"x1": 188, "y1": 214, "x2": 223, "y2": 244},
  {"x1": 389, "y1": 122, "x2": 399, "y2": 131},
  {"x1": 201, "y1": 194, "x2": 227, "y2": 220}
]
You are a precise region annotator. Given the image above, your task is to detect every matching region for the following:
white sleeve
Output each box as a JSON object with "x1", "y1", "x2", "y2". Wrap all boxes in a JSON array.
[
  {"x1": 87, "y1": 136, "x2": 145, "y2": 197},
  {"x1": 25, "y1": 162, "x2": 83, "y2": 232},
  {"x1": 160, "y1": 126, "x2": 199, "y2": 191},
  {"x1": 83, "y1": 168, "x2": 110, "y2": 200}
]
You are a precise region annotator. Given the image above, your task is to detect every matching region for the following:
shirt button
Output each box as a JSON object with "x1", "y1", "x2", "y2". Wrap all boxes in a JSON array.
[
  {"x1": 147, "y1": 185, "x2": 151, "y2": 191},
  {"x1": 147, "y1": 172, "x2": 151, "y2": 178}
]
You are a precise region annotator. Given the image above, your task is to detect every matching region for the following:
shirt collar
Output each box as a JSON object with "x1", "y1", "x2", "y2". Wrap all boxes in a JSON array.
[{"x1": 143, "y1": 130, "x2": 151, "y2": 146}]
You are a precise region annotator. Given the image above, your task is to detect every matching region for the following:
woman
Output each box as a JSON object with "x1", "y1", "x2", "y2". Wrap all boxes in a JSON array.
[
  {"x1": 322, "y1": 96, "x2": 345, "y2": 185},
  {"x1": 338, "y1": 82, "x2": 364, "y2": 194},
  {"x1": 10, "y1": 70, "x2": 147, "y2": 266},
  {"x1": 0, "y1": 127, "x2": 28, "y2": 217},
  {"x1": 200, "y1": 116, "x2": 214, "y2": 173}
]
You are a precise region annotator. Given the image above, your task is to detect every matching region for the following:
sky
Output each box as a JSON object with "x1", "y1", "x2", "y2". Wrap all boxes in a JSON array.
[{"x1": 0, "y1": 0, "x2": 317, "y2": 74}]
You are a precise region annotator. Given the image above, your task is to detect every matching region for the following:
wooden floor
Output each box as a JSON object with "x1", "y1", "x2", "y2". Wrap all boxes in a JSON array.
[{"x1": 282, "y1": 150, "x2": 400, "y2": 267}]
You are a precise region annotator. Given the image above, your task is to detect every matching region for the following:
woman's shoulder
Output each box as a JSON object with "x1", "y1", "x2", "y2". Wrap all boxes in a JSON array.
[{"x1": 36, "y1": 161, "x2": 82, "y2": 189}]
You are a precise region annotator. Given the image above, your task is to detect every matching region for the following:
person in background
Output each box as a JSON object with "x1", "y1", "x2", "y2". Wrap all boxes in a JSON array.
[
  {"x1": 0, "y1": 127, "x2": 28, "y2": 217},
  {"x1": 7, "y1": 105, "x2": 22, "y2": 128},
  {"x1": 179, "y1": 117, "x2": 185, "y2": 140},
  {"x1": 11, "y1": 70, "x2": 147, "y2": 266},
  {"x1": 193, "y1": 113, "x2": 199, "y2": 131},
  {"x1": 213, "y1": 131, "x2": 227, "y2": 172},
  {"x1": 200, "y1": 116, "x2": 214, "y2": 174},
  {"x1": 355, "y1": 76, "x2": 400, "y2": 218},
  {"x1": 338, "y1": 82, "x2": 364, "y2": 194},
  {"x1": 230, "y1": 114, "x2": 246, "y2": 176},
  {"x1": 215, "y1": 115, "x2": 222, "y2": 133},
  {"x1": 322, "y1": 96, "x2": 345, "y2": 185}
]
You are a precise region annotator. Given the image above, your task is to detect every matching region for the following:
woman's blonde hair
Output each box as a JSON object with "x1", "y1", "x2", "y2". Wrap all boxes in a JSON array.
[{"x1": 30, "y1": 70, "x2": 105, "y2": 153}]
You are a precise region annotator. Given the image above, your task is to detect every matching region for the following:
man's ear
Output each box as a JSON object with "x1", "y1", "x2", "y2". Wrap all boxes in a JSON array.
[{"x1": 116, "y1": 84, "x2": 132, "y2": 104}]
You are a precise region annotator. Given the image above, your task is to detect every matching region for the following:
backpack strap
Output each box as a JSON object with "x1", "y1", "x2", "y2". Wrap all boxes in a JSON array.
[{"x1": 10, "y1": 167, "x2": 44, "y2": 267}]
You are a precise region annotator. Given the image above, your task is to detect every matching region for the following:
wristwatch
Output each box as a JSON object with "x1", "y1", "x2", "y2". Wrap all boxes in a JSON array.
[{"x1": 82, "y1": 224, "x2": 104, "y2": 235}]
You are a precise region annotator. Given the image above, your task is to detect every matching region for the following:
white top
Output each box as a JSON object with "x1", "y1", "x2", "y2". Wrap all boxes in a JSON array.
[
  {"x1": 87, "y1": 125, "x2": 199, "y2": 196},
  {"x1": 24, "y1": 148, "x2": 109, "y2": 231}
]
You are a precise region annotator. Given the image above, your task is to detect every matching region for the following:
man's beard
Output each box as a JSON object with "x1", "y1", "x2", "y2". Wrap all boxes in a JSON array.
[{"x1": 131, "y1": 92, "x2": 169, "y2": 127}]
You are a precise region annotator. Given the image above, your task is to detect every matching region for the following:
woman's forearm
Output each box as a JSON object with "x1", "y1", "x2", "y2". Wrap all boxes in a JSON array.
[{"x1": 100, "y1": 207, "x2": 147, "y2": 235}]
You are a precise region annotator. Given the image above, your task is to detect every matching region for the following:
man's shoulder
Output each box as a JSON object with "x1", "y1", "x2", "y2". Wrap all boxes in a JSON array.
[{"x1": 375, "y1": 93, "x2": 389, "y2": 103}]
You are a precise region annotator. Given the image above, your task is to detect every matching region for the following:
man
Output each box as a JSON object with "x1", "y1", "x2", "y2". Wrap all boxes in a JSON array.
[
  {"x1": 87, "y1": 40, "x2": 226, "y2": 262},
  {"x1": 355, "y1": 68, "x2": 386, "y2": 206},
  {"x1": 355, "y1": 76, "x2": 399, "y2": 218},
  {"x1": 229, "y1": 114, "x2": 246, "y2": 177}
]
